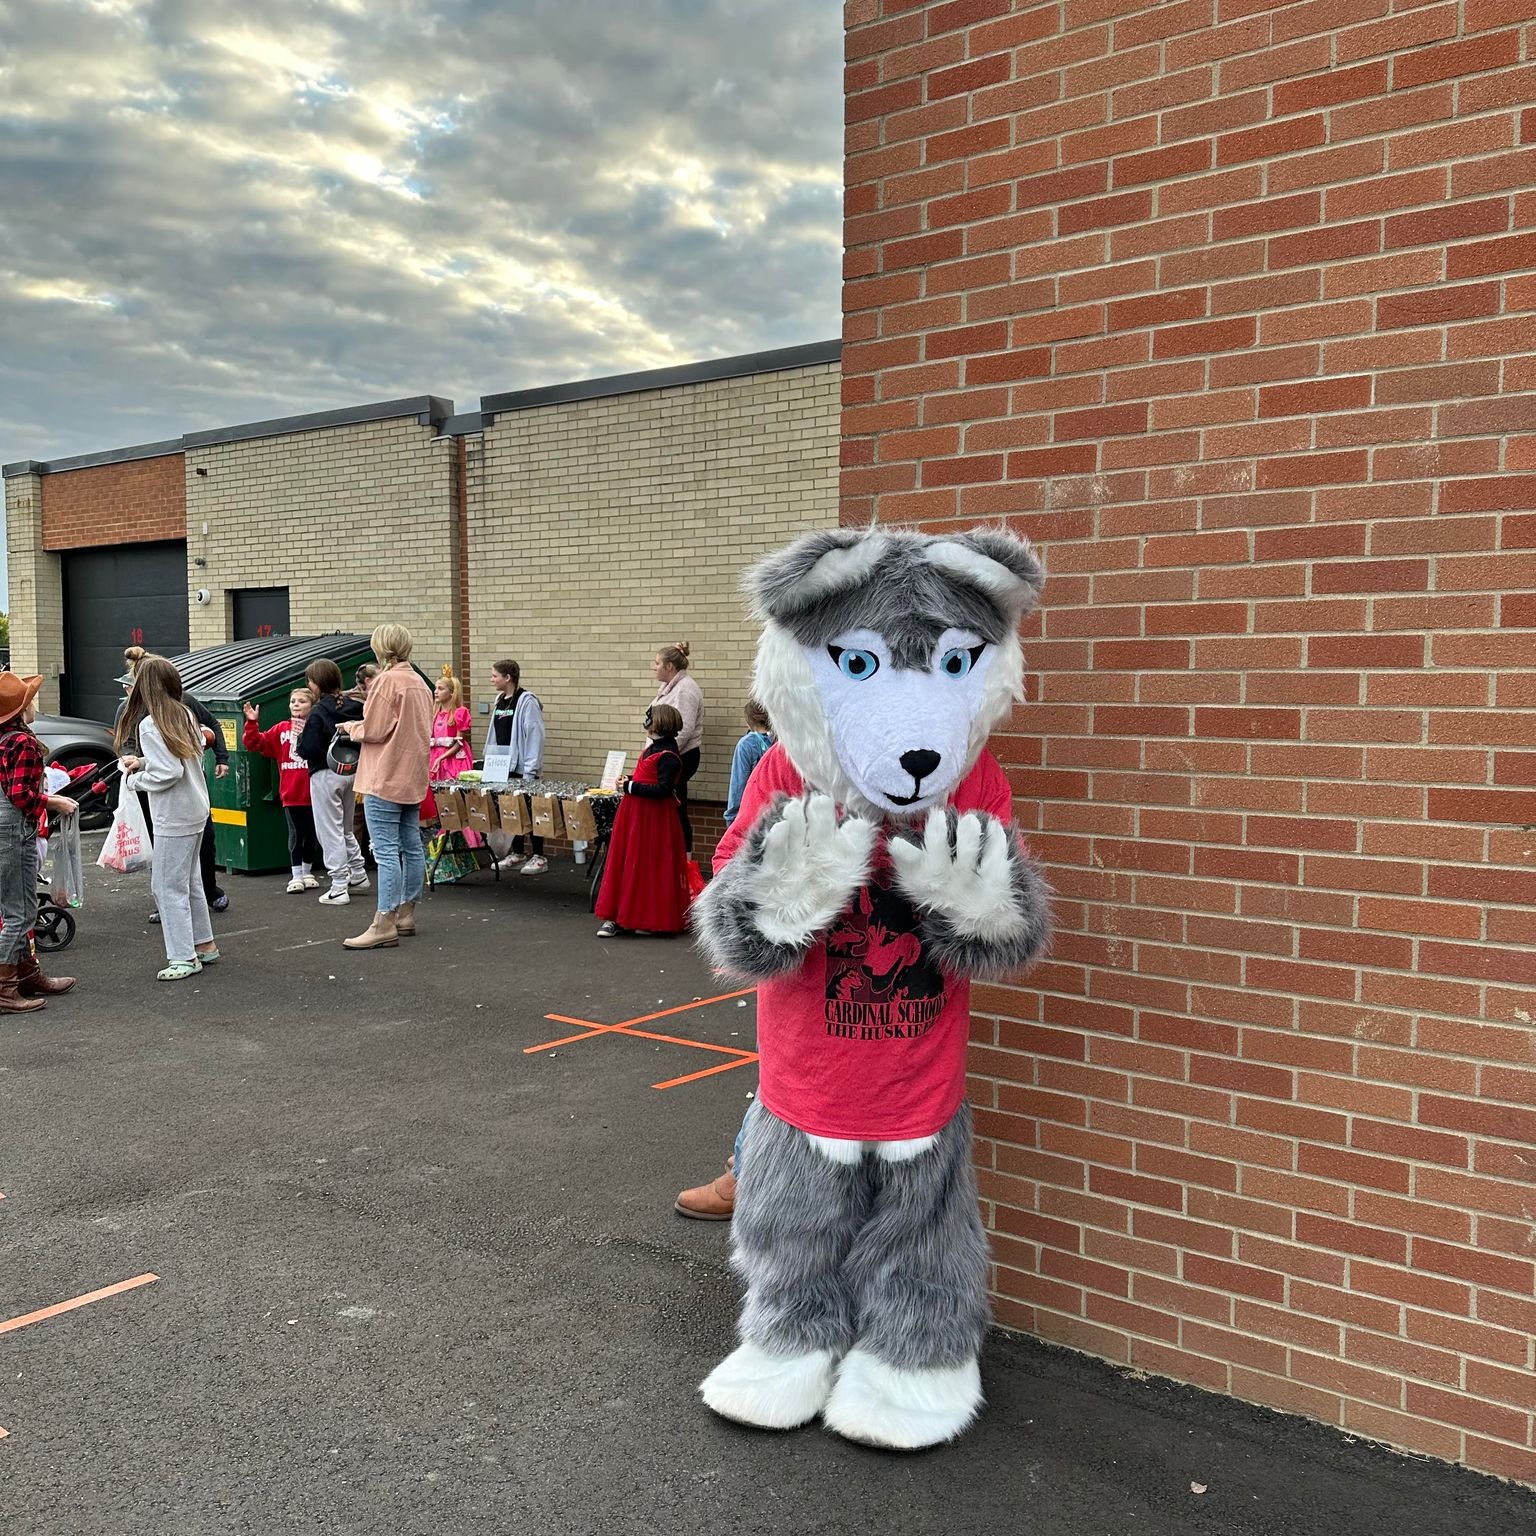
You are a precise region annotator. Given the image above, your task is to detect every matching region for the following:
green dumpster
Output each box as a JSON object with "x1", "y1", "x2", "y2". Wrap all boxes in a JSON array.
[{"x1": 167, "y1": 634, "x2": 378, "y2": 874}]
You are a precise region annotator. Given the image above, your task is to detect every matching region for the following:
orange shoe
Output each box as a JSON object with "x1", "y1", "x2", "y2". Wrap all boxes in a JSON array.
[{"x1": 675, "y1": 1169, "x2": 736, "y2": 1221}]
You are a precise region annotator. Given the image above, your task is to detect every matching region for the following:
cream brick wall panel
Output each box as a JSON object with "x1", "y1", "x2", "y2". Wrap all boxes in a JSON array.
[
  {"x1": 185, "y1": 418, "x2": 457, "y2": 671},
  {"x1": 467, "y1": 362, "x2": 839, "y2": 797},
  {"x1": 4, "y1": 472, "x2": 66, "y2": 712}
]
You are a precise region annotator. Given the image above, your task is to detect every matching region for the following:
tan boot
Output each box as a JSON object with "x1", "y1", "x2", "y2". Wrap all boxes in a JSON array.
[
  {"x1": 675, "y1": 1168, "x2": 736, "y2": 1221},
  {"x1": 343, "y1": 912, "x2": 399, "y2": 950},
  {"x1": 18, "y1": 952, "x2": 76, "y2": 995},
  {"x1": 395, "y1": 901, "x2": 416, "y2": 936},
  {"x1": 0, "y1": 964, "x2": 46, "y2": 1012}
]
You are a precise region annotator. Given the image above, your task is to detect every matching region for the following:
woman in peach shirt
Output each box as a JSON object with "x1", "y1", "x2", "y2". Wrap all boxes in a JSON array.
[{"x1": 339, "y1": 623, "x2": 433, "y2": 951}]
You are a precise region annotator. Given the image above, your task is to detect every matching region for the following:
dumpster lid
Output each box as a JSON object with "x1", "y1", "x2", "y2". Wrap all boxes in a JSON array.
[{"x1": 167, "y1": 634, "x2": 374, "y2": 700}]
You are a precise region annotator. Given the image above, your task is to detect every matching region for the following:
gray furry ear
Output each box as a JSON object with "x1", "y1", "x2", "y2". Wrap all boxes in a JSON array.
[
  {"x1": 746, "y1": 528, "x2": 892, "y2": 622},
  {"x1": 924, "y1": 528, "x2": 1044, "y2": 622}
]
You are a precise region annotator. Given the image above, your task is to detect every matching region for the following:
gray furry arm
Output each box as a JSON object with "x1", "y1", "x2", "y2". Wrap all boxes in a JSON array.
[
  {"x1": 888, "y1": 807, "x2": 1053, "y2": 981},
  {"x1": 692, "y1": 793, "x2": 877, "y2": 982},
  {"x1": 918, "y1": 839, "x2": 1052, "y2": 980}
]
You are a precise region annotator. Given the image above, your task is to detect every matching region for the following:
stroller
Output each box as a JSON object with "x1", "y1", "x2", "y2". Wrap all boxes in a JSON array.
[{"x1": 33, "y1": 759, "x2": 118, "y2": 953}]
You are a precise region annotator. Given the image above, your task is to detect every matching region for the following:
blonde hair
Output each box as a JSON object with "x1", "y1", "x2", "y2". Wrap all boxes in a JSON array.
[
  {"x1": 123, "y1": 644, "x2": 147, "y2": 675},
  {"x1": 656, "y1": 640, "x2": 690, "y2": 672},
  {"x1": 371, "y1": 623, "x2": 413, "y2": 667},
  {"x1": 114, "y1": 655, "x2": 203, "y2": 761},
  {"x1": 435, "y1": 666, "x2": 464, "y2": 711},
  {"x1": 289, "y1": 688, "x2": 313, "y2": 712}
]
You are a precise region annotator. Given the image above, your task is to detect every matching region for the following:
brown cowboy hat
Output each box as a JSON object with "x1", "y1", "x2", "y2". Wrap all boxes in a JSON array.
[{"x1": 0, "y1": 672, "x2": 44, "y2": 725}]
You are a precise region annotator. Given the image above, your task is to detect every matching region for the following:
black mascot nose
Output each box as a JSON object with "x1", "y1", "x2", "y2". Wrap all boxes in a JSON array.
[{"x1": 900, "y1": 749, "x2": 941, "y2": 784}]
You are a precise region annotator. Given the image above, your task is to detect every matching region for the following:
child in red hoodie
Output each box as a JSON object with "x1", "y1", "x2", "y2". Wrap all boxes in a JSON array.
[{"x1": 243, "y1": 690, "x2": 322, "y2": 892}]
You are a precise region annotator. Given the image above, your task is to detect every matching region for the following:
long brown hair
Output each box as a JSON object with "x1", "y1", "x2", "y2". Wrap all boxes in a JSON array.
[
  {"x1": 114, "y1": 655, "x2": 203, "y2": 760},
  {"x1": 307, "y1": 659, "x2": 344, "y2": 698}
]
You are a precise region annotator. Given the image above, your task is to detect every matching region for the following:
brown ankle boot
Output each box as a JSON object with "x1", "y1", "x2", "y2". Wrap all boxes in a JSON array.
[
  {"x1": 675, "y1": 1168, "x2": 736, "y2": 1221},
  {"x1": 343, "y1": 912, "x2": 399, "y2": 950},
  {"x1": 395, "y1": 901, "x2": 416, "y2": 936},
  {"x1": 18, "y1": 953, "x2": 75, "y2": 996},
  {"x1": 0, "y1": 964, "x2": 47, "y2": 1012}
]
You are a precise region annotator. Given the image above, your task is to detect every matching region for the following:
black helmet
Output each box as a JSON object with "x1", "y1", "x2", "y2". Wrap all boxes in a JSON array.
[{"x1": 326, "y1": 729, "x2": 361, "y2": 776}]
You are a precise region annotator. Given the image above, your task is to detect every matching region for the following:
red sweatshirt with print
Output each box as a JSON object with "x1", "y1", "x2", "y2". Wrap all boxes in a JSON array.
[{"x1": 242, "y1": 719, "x2": 312, "y2": 808}]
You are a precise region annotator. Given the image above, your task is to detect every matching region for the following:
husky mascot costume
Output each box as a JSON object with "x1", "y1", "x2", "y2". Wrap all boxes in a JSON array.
[{"x1": 692, "y1": 524, "x2": 1052, "y2": 1450}]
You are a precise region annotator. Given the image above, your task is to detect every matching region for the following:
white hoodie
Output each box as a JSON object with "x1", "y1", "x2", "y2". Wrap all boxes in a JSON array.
[{"x1": 125, "y1": 711, "x2": 210, "y2": 837}]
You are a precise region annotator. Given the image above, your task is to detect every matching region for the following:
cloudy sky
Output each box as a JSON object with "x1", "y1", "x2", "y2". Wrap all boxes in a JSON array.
[{"x1": 0, "y1": 0, "x2": 843, "y2": 475}]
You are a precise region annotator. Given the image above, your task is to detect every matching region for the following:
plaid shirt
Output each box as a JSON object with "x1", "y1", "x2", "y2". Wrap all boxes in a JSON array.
[{"x1": 0, "y1": 726, "x2": 47, "y2": 825}]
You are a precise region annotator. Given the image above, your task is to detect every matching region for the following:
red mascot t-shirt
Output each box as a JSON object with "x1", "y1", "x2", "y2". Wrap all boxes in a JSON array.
[{"x1": 711, "y1": 744, "x2": 1014, "y2": 1141}]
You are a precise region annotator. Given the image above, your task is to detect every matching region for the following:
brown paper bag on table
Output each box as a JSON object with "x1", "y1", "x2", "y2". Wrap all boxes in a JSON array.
[
  {"x1": 496, "y1": 791, "x2": 531, "y2": 836},
  {"x1": 435, "y1": 787, "x2": 467, "y2": 832},
  {"x1": 530, "y1": 794, "x2": 565, "y2": 840},
  {"x1": 562, "y1": 797, "x2": 598, "y2": 842},
  {"x1": 464, "y1": 787, "x2": 499, "y2": 835}
]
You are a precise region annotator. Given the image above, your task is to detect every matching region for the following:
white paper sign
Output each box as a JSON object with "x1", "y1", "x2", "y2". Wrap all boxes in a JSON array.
[
  {"x1": 482, "y1": 745, "x2": 514, "y2": 784},
  {"x1": 600, "y1": 750, "x2": 627, "y2": 792}
]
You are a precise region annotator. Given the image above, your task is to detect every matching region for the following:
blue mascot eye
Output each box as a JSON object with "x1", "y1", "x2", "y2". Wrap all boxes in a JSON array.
[
  {"x1": 940, "y1": 644, "x2": 986, "y2": 678},
  {"x1": 829, "y1": 646, "x2": 879, "y2": 681}
]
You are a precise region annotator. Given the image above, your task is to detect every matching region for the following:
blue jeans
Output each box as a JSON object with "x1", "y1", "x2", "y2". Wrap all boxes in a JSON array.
[
  {"x1": 363, "y1": 797, "x2": 424, "y2": 913},
  {"x1": 734, "y1": 1099, "x2": 758, "y2": 1181}
]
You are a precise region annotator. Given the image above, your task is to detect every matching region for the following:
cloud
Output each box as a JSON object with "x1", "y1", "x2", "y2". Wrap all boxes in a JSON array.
[{"x1": 0, "y1": 0, "x2": 843, "y2": 470}]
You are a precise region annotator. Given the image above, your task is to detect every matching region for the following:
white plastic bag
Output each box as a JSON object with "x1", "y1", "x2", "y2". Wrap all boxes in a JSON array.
[{"x1": 98, "y1": 790, "x2": 152, "y2": 875}]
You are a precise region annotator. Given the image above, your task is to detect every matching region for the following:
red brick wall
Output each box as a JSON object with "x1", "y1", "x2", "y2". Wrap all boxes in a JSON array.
[
  {"x1": 41, "y1": 454, "x2": 186, "y2": 549},
  {"x1": 843, "y1": 0, "x2": 1535, "y2": 1487}
]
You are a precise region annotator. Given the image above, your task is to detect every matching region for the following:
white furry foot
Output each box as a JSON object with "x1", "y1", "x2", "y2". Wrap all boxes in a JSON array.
[
  {"x1": 822, "y1": 1349, "x2": 982, "y2": 1450},
  {"x1": 700, "y1": 1342, "x2": 838, "y2": 1430}
]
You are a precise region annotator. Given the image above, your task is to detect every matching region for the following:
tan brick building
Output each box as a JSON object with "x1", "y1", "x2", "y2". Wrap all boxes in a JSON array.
[{"x1": 3, "y1": 343, "x2": 841, "y2": 824}]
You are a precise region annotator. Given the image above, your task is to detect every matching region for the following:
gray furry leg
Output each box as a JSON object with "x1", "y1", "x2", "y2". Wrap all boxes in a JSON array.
[
  {"x1": 732, "y1": 1104, "x2": 870, "y2": 1356},
  {"x1": 700, "y1": 1106, "x2": 870, "y2": 1430},
  {"x1": 823, "y1": 1103, "x2": 990, "y2": 1449}
]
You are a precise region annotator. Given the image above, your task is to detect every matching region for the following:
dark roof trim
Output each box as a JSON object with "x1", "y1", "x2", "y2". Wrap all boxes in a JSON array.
[
  {"x1": 480, "y1": 338, "x2": 842, "y2": 419},
  {"x1": 7, "y1": 397, "x2": 455, "y2": 478},
  {"x1": 437, "y1": 411, "x2": 485, "y2": 438},
  {"x1": 5, "y1": 439, "x2": 183, "y2": 477},
  {"x1": 183, "y1": 395, "x2": 453, "y2": 452}
]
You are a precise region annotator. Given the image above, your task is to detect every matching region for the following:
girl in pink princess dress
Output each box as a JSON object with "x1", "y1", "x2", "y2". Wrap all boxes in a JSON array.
[{"x1": 423, "y1": 669, "x2": 480, "y2": 845}]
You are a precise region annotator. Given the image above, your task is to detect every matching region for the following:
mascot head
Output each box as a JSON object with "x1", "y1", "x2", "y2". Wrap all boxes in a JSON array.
[{"x1": 747, "y1": 525, "x2": 1044, "y2": 820}]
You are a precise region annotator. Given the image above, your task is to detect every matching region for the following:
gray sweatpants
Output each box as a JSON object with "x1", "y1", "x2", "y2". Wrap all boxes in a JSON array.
[
  {"x1": 309, "y1": 769, "x2": 365, "y2": 893},
  {"x1": 730, "y1": 1101, "x2": 991, "y2": 1371},
  {"x1": 151, "y1": 831, "x2": 212, "y2": 964}
]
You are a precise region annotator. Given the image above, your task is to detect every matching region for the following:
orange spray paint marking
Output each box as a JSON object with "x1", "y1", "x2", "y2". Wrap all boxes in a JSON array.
[
  {"x1": 524, "y1": 989, "x2": 756, "y2": 1057},
  {"x1": 652, "y1": 1054, "x2": 759, "y2": 1091},
  {"x1": 523, "y1": 989, "x2": 759, "y2": 1091},
  {"x1": 0, "y1": 1273, "x2": 159, "y2": 1335}
]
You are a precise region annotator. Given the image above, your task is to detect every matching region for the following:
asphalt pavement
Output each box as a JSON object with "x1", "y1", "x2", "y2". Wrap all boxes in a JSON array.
[{"x1": 1, "y1": 844, "x2": 1531, "y2": 1535}]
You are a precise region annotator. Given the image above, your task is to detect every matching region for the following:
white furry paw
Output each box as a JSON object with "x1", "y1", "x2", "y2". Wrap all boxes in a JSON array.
[
  {"x1": 748, "y1": 794, "x2": 877, "y2": 947},
  {"x1": 822, "y1": 1349, "x2": 982, "y2": 1450},
  {"x1": 700, "y1": 1342, "x2": 838, "y2": 1430},
  {"x1": 889, "y1": 809, "x2": 1024, "y2": 942}
]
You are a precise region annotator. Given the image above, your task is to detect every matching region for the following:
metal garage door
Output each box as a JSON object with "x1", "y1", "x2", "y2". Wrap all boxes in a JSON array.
[{"x1": 62, "y1": 542, "x2": 189, "y2": 722}]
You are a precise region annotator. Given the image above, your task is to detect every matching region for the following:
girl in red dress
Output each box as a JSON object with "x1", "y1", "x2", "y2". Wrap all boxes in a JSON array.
[{"x1": 595, "y1": 703, "x2": 690, "y2": 937}]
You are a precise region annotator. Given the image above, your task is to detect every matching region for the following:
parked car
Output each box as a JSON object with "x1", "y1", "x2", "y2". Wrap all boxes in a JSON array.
[{"x1": 33, "y1": 713, "x2": 121, "y2": 829}]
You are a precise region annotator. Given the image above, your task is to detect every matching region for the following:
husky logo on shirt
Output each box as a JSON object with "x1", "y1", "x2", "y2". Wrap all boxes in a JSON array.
[{"x1": 823, "y1": 877, "x2": 945, "y2": 1038}]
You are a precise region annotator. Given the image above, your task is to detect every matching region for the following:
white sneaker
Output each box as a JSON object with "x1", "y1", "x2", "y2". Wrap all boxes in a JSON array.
[
  {"x1": 348, "y1": 874, "x2": 371, "y2": 891},
  {"x1": 318, "y1": 888, "x2": 351, "y2": 906},
  {"x1": 496, "y1": 853, "x2": 526, "y2": 871},
  {"x1": 285, "y1": 878, "x2": 307, "y2": 894},
  {"x1": 518, "y1": 855, "x2": 549, "y2": 876}
]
